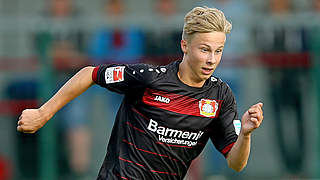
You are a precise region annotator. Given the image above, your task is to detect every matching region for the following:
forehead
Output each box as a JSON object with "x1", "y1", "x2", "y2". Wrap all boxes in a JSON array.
[{"x1": 189, "y1": 32, "x2": 226, "y2": 47}]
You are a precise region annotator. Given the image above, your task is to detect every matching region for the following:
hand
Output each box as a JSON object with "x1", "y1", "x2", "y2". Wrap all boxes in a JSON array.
[
  {"x1": 240, "y1": 102, "x2": 264, "y2": 136},
  {"x1": 17, "y1": 109, "x2": 48, "y2": 133}
]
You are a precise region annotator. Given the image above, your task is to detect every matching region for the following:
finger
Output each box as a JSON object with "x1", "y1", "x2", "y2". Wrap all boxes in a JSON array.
[
  {"x1": 17, "y1": 125, "x2": 33, "y2": 133},
  {"x1": 256, "y1": 103, "x2": 264, "y2": 115},
  {"x1": 250, "y1": 117, "x2": 258, "y2": 123},
  {"x1": 248, "y1": 108, "x2": 257, "y2": 114},
  {"x1": 250, "y1": 111, "x2": 264, "y2": 121},
  {"x1": 249, "y1": 105, "x2": 264, "y2": 116},
  {"x1": 17, "y1": 120, "x2": 24, "y2": 126},
  {"x1": 249, "y1": 112, "x2": 260, "y2": 118},
  {"x1": 24, "y1": 130, "x2": 36, "y2": 134},
  {"x1": 17, "y1": 125, "x2": 23, "y2": 132},
  {"x1": 22, "y1": 109, "x2": 29, "y2": 114},
  {"x1": 250, "y1": 118, "x2": 260, "y2": 128},
  {"x1": 250, "y1": 103, "x2": 263, "y2": 110},
  {"x1": 248, "y1": 107, "x2": 261, "y2": 114}
]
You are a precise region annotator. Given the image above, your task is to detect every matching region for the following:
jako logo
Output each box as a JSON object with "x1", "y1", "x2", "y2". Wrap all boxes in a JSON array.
[{"x1": 154, "y1": 95, "x2": 170, "y2": 104}]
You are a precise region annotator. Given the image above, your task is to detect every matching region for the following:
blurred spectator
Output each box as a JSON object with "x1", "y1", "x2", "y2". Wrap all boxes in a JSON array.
[
  {"x1": 254, "y1": 0, "x2": 309, "y2": 53},
  {"x1": 313, "y1": 0, "x2": 320, "y2": 12},
  {"x1": 0, "y1": 155, "x2": 12, "y2": 180},
  {"x1": 200, "y1": 0, "x2": 254, "y2": 57},
  {"x1": 254, "y1": 0, "x2": 309, "y2": 177},
  {"x1": 38, "y1": 0, "x2": 88, "y2": 70},
  {"x1": 309, "y1": 0, "x2": 320, "y2": 54},
  {"x1": 88, "y1": 0, "x2": 144, "y2": 64},
  {"x1": 85, "y1": 0, "x2": 145, "y2": 127},
  {"x1": 156, "y1": 0, "x2": 177, "y2": 17},
  {"x1": 144, "y1": 0, "x2": 182, "y2": 65},
  {"x1": 309, "y1": 3, "x2": 320, "y2": 166},
  {"x1": 34, "y1": 0, "x2": 91, "y2": 179},
  {"x1": 269, "y1": 0, "x2": 290, "y2": 14},
  {"x1": 86, "y1": 0, "x2": 145, "y2": 120}
]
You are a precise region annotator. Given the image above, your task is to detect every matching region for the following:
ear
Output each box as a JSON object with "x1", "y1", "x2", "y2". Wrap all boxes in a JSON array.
[{"x1": 180, "y1": 39, "x2": 188, "y2": 54}]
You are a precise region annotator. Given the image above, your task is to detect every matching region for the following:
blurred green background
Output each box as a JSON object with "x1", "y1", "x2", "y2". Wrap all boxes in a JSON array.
[{"x1": 0, "y1": 0, "x2": 319, "y2": 179}]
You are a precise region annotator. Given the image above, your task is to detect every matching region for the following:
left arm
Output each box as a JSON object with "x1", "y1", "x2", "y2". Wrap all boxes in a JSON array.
[{"x1": 226, "y1": 103, "x2": 264, "y2": 172}]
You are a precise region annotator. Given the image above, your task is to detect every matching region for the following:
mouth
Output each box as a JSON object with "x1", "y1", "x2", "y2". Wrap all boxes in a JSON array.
[{"x1": 201, "y1": 67, "x2": 214, "y2": 75}]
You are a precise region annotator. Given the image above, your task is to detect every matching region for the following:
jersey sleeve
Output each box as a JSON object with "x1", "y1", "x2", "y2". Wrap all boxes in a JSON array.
[
  {"x1": 210, "y1": 83, "x2": 239, "y2": 157},
  {"x1": 92, "y1": 63, "x2": 160, "y2": 94}
]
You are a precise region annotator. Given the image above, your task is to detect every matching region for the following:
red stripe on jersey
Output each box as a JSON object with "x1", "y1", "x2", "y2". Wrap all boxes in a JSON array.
[
  {"x1": 119, "y1": 156, "x2": 178, "y2": 176},
  {"x1": 142, "y1": 88, "x2": 221, "y2": 118},
  {"x1": 115, "y1": 173, "x2": 130, "y2": 180},
  {"x1": 122, "y1": 139, "x2": 182, "y2": 164},
  {"x1": 92, "y1": 66, "x2": 99, "y2": 83},
  {"x1": 126, "y1": 122, "x2": 146, "y2": 134},
  {"x1": 156, "y1": 142, "x2": 193, "y2": 149},
  {"x1": 150, "y1": 170, "x2": 178, "y2": 176},
  {"x1": 119, "y1": 156, "x2": 145, "y2": 168},
  {"x1": 221, "y1": 142, "x2": 235, "y2": 156},
  {"x1": 131, "y1": 107, "x2": 149, "y2": 120}
]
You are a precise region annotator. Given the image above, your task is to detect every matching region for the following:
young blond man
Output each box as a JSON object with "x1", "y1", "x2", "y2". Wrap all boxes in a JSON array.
[{"x1": 17, "y1": 7, "x2": 263, "y2": 179}]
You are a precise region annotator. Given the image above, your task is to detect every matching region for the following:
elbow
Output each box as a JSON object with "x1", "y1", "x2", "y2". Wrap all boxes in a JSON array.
[
  {"x1": 82, "y1": 66, "x2": 96, "y2": 84},
  {"x1": 230, "y1": 165, "x2": 245, "y2": 172},
  {"x1": 227, "y1": 158, "x2": 247, "y2": 172}
]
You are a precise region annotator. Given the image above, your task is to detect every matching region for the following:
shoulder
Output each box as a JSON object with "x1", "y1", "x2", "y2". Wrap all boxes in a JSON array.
[
  {"x1": 133, "y1": 60, "x2": 177, "y2": 76},
  {"x1": 127, "y1": 63, "x2": 168, "y2": 75},
  {"x1": 210, "y1": 77, "x2": 235, "y2": 99},
  {"x1": 101, "y1": 63, "x2": 169, "y2": 83},
  {"x1": 214, "y1": 77, "x2": 231, "y2": 90}
]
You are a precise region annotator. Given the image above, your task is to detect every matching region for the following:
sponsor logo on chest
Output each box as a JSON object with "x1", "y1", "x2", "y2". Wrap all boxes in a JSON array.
[{"x1": 147, "y1": 119, "x2": 204, "y2": 147}]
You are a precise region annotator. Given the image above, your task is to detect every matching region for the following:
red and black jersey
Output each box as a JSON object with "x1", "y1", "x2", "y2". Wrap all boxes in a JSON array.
[{"x1": 92, "y1": 60, "x2": 239, "y2": 180}]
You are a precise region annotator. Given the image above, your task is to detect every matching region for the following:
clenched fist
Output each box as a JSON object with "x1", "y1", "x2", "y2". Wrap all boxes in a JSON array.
[
  {"x1": 17, "y1": 109, "x2": 49, "y2": 133},
  {"x1": 240, "y1": 102, "x2": 264, "y2": 136}
]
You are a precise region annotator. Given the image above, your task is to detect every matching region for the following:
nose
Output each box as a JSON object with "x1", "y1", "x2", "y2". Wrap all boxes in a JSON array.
[{"x1": 207, "y1": 52, "x2": 216, "y2": 65}]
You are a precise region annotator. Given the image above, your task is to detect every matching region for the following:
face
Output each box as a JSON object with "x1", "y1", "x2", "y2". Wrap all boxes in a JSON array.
[
  {"x1": 180, "y1": 31, "x2": 226, "y2": 85},
  {"x1": 314, "y1": 0, "x2": 320, "y2": 11},
  {"x1": 106, "y1": 0, "x2": 124, "y2": 16},
  {"x1": 51, "y1": 0, "x2": 72, "y2": 17}
]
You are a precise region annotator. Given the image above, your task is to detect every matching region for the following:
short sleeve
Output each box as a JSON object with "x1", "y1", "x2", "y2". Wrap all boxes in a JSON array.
[
  {"x1": 210, "y1": 83, "x2": 239, "y2": 157},
  {"x1": 92, "y1": 63, "x2": 160, "y2": 94}
]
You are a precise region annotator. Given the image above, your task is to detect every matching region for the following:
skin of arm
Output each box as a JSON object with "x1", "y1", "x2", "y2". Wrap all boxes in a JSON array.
[
  {"x1": 226, "y1": 103, "x2": 264, "y2": 172},
  {"x1": 17, "y1": 66, "x2": 95, "y2": 133}
]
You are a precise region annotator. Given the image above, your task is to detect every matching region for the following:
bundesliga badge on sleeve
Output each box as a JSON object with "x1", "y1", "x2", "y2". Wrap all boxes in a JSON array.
[
  {"x1": 199, "y1": 99, "x2": 219, "y2": 117},
  {"x1": 105, "y1": 66, "x2": 125, "y2": 84}
]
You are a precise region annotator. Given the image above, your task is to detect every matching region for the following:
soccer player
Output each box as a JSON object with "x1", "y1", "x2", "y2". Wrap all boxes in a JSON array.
[{"x1": 17, "y1": 7, "x2": 264, "y2": 179}]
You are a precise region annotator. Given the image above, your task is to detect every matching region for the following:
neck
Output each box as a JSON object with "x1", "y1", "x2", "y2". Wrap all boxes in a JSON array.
[{"x1": 178, "y1": 60, "x2": 205, "y2": 88}]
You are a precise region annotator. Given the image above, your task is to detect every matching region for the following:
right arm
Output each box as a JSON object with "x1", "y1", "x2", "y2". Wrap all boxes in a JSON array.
[{"x1": 17, "y1": 66, "x2": 95, "y2": 133}]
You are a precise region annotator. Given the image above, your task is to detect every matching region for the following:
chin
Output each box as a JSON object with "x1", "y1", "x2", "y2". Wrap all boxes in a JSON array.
[
  {"x1": 200, "y1": 76, "x2": 210, "y2": 82},
  {"x1": 203, "y1": 74, "x2": 212, "y2": 79}
]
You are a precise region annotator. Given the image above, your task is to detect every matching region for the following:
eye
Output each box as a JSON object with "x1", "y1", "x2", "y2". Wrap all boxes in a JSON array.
[
  {"x1": 200, "y1": 47, "x2": 209, "y2": 52},
  {"x1": 215, "y1": 49, "x2": 223, "y2": 54}
]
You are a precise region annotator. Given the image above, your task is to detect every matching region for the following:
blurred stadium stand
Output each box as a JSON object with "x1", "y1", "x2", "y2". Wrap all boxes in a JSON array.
[{"x1": 0, "y1": 0, "x2": 319, "y2": 179}]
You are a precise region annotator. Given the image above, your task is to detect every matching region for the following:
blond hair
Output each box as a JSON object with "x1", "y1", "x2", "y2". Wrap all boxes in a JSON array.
[{"x1": 182, "y1": 6, "x2": 232, "y2": 41}]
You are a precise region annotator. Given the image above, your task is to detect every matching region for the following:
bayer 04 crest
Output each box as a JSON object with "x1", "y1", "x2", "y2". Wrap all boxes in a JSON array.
[{"x1": 199, "y1": 99, "x2": 219, "y2": 118}]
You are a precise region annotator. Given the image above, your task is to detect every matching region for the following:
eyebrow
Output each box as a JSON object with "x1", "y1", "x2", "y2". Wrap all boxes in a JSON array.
[{"x1": 200, "y1": 44, "x2": 224, "y2": 49}]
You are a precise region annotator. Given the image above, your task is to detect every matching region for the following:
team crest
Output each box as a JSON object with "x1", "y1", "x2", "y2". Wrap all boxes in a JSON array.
[{"x1": 199, "y1": 99, "x2": 219, "y2": 117}]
